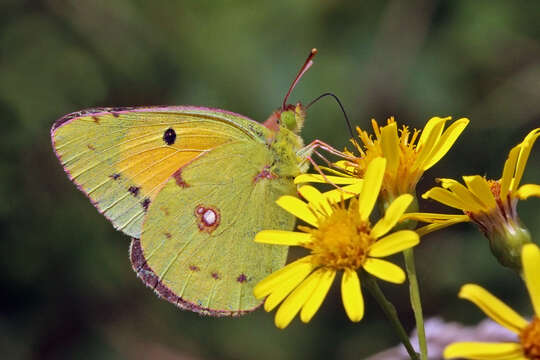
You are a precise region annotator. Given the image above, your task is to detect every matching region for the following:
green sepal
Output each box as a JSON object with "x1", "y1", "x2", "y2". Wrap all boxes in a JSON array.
[{"x1": 488, "y1": 218, "x2": 532, "y2": 272}]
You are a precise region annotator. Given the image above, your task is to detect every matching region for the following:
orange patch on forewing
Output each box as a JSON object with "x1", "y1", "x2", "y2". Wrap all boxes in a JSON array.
[
  {"x1": 116, "y1": 124, "x2": 233, "y2": 200},
  {"x1": 194, "y1": 205, "x2": 220, "y2": 233},
  {"x1": 117, "y1": 147, "x2": 199, "y2": 198}
]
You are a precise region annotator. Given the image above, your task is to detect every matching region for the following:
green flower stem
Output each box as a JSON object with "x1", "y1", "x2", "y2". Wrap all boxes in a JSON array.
[
  {"x1": 363, "y1": 274, "x2": 419, "y2": 360},
  {"x1": 403, "y1": 248, "x2": 427, "y2": 360}
]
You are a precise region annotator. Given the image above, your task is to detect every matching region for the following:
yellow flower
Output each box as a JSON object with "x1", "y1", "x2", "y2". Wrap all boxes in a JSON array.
[
  {"x1": 404, "y1": 128, "x2": 539, "y2": 269},
  {"x1": 253, "y1": 158, "x2": 420, "y2": 329},
  {"x1": 444, "y1": 243, "x2": 540, "y2": 360},
  {"x1": 296, "y1": 116, "x2": 468, "y2": 201}
]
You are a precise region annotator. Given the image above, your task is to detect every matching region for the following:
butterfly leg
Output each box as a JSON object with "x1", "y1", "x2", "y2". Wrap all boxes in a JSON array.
[
  {"x1": 298, "y1": 139, "x2": 355, "y2": 178},
  {"x1": 297, "y1": 140, "x2": 363, "y2": 196},
  {"x1": 301, "y1": 154, "x2": 362, "y2": 199},
  {"x1": 301, "y1": 154, "x2": 342, "y2": 189},
  {"x1": 298, "y1": 139, "x2": 356, "y2": 161}
]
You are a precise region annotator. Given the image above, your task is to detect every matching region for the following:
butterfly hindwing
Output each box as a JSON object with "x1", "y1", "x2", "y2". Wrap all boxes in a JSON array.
[
  {"x1": 132, "y1": 140, "x2": 297, "y2": 315},
  {"x1": 51, "y1": 107, "x2": 265, "y2": 238}
]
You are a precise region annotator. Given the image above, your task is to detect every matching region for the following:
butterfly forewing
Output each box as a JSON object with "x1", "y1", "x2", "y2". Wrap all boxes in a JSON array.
[{"x1": 51, "y1": 107, "x2": 264, "y2": 238}]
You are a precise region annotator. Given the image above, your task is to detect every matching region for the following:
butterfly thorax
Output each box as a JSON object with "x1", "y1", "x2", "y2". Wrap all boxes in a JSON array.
[
  {"x1": 264, "y1": 103, "x2": 308, "y2": 178},
  {"x1": 267, "y1": 126, "x2": 305, "y2": 178}
]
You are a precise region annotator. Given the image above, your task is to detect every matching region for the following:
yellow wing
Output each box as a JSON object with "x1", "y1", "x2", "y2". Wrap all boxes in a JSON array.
[
  {"x1": 51, "y1": 106, "x2": 269, "y2": 238},
  {"x1": 131, "y1": 140, "x2": 298, "y2": 315}
]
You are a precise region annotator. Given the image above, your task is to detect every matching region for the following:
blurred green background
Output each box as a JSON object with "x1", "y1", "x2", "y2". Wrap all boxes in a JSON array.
[{"x1": 1, "y1": 1, "x2": 539, "y2": 359}]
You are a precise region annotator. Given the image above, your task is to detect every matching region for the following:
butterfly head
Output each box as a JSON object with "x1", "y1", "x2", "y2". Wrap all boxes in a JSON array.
[
  {"x1": 263, "y1": 49, "x2": 315, "y2": 135},
  {"x1": 263, "y1": 102, "x2": 306, "y2": 134}
]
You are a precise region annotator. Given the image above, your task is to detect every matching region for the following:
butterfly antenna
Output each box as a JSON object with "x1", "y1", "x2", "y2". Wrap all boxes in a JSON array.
[
  {"x1": 307, "y1": 92, "x2": 354, "y2": 139},
  {"x1": 282, "y1": 48, "x2": 318, "y2": 110}
]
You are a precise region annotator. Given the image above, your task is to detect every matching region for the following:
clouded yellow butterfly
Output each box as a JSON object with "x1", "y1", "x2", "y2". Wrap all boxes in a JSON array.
[{"x1": 51, "y1": 49, "x2": 318, "y2": 315}]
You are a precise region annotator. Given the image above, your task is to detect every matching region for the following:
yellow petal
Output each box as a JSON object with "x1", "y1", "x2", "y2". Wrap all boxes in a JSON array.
[
  {"x1": 422, "y1": 187, "x2": 470, "y2": 211},
  {"x1": 369, "y1": 230, "x2": 419, "y2": 257},
  {"x1": 294, "y1": 173, "x2": 358, "y2": 184},
  {"x1": 522, "y1": 243, "x2": 540, "y2": 316},
  {"x1": 417, "y1": 116, "x2": 448, "y2": 149},
  {"x1": 323, "y1": 181, "x2": 364, "y2": 203},
  {"x1": 500, "y1": 145, "x2": 521, "y2": 203},
  {"x1": 255, "y1": 230, "x2": 312, "y2": 246},
  {"x1": 401, "y1": 212, "x2": 470, "y2": 222},
  {"x1": 253, "y1": 256, "x2": 314, "y2": 299},
  {"x1": 415, "y1": 217, "x2": 470, "y2": 236},
  {"x1": 298, "y1": 185, "x2": 331, "y2": 214},
  {"x1": 334, "y1": 160, "x2": 356, "y2": 173},
  {"x1": 416, "y1": 117, "x2": 449, "y2": 169},
  {"x1": 438, "y1": 178, "x2": 486, "y2": 213},
  {"x1": 363, "y1": 258, "x2": 406, "y2": 284},
  {"x1": 341, "y1": 269, "x2": 364, "y2": 322},
  {"x1": 274, "y1": 269, "x2": 321, "y2": 329},
  {"x1": 422, "y1": 118, "x2": 469, "y2": 170},
  {"x1": 443, "y1": 342, "x2": 523, "y2": 359},
  {"x1": 512, "y1": 128, "x2": 540, "y2": 192},
  {"x1": 380, "y1": 122, "x2": 400, "y2": 175},
  {"x1": 300, "y1": 269, "x2": 336, "y2": 323},
  {"x1": 276, "y1": 195, "x2": 318, "y2": 227},
  {"x1": 371, "y1": 194, "x2": 413, "y2": 238},
  {"x1": 516, "y1": 184, "x2": 540, "y2": 200},
  {"x1": 458, "y1": 284, "x2": 528, "y2": 334},
  {"x1": 462, "y1": 175, "x2": 498, "y2": 211},
  {"x1": 358, "y1": 157, "x2": 386, "y2": 221},
  {"x1": 319, "y1": 165, "x2": 355, "y2": 177},
  {"x1": 264, "y1": 265, "x2": 314, "y2": 312},
  {"x1": 399, "y1": 212, "x2": 470, "y2": 237}
]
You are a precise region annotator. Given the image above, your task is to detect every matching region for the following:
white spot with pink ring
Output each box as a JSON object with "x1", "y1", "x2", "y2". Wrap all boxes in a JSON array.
[
  {"x1": 194, "y1": 205, "x2": 220, "y2": 233},
  {"x1": 203, "y1": 209, "x2": 217, "y2": 226}
]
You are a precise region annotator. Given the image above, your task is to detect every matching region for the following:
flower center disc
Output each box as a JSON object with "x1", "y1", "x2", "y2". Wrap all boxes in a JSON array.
[
  {"x1": 302, "y1": 202, "x2": 373, "y2": 271},
  {"x1": 521, "y1": 316, "x2": 540, "y2": 359}
]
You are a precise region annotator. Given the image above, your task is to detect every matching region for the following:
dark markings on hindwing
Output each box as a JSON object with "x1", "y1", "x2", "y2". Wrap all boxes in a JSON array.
[
  {"x1": 236, "y1": 274, "x2": 248, "y2": 283},
  {"x1": 141, "y1": 197, "x2": 151, "y2": 211},
  {"x1": 128, "y1": 186, "x2": 140, "y2": 197},
  {"x1": 173, "y1": 169, "x2": 189, "y2": 187},
  {"x1": 129, "y1": 238, "x2": 255, "y2": 316}
]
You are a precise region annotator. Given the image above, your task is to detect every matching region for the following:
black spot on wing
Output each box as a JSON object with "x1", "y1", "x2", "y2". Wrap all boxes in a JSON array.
[{"x1": 163, "y1": 128, "x2": 177, "y2": 145}]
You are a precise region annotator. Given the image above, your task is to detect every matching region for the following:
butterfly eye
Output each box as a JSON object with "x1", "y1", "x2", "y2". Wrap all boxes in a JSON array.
[{"x1": 280, "y1": 110, "x2": 297, "y2": 131}]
